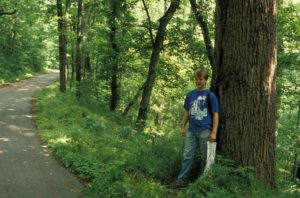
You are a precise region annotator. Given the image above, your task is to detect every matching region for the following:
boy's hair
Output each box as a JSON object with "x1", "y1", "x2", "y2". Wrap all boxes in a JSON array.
[{"x1": 194, "y1": 68, "x2": 209, "y2": 80}]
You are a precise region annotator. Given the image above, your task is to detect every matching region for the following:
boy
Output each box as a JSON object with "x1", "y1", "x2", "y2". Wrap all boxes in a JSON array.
[{"x1": 170, "y1": 68, "x2": 219, "y2": 188}]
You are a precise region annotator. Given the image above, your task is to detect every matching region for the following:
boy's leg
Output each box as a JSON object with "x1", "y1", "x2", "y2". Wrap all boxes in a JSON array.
[
  {"x1": 199, "y1": 129, "x2": 210, "y2": 175},
  {"x1": 177, "y1": 131, "x2": 197, "y2": 181}
]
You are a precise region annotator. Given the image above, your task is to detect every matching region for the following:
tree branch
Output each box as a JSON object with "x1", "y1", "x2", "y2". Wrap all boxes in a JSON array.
[
  {"x1": 141, "y1": 0, "x2": 155, "y2": 46},
  {"x1": 0, "y1": 9, "x2": 17, "y2": 16}
]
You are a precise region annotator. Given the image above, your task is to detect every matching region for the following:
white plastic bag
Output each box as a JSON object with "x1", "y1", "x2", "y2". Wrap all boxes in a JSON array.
[{"x1": 204, "y1": 141, "x2": 217, "y2": 174}]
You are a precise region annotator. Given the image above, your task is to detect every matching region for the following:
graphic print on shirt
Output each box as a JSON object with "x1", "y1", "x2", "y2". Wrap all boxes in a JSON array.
[{"x1": 190, "y1": 95, "x2": 207, "y2": 120}]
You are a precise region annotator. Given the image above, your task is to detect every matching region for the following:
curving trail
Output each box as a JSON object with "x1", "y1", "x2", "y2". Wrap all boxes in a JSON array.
[{"x1": 0, "y1": 71, "x2": 83, "y2": 198}]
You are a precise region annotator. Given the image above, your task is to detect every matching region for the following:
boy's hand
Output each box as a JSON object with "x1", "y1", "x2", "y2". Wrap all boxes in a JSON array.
[
  {"x1": 179, "y1": 127, "x2": 186, "y2": 138},
  {"x1": 209, "y1": 131, "x2": 217, "y2": 142}
]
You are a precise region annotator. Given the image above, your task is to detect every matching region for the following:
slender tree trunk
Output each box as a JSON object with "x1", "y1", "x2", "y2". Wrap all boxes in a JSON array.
[
  {"x1": 75, "y1": 0, "x2": 83, "y2": 97},
  {"x1": 57, "y1": 0, "x2": 67, "y2": 92},
  {"x1": 292, "y1": 153, "x2": 299, "y2": 180},
  {"x1": 84, "y1": 55, "x2": 91, "y2": 75},
  {"x1": 214, "y1": 0, "x2": 277, "y2": 187},
  {"x1": 189, "y1": 0, "x2": 215, "y2": 69},
  {"x1": 297, "y1": 101, "x2": 300, "y2": 127},
  {"x1": 136, "y1": 0, "x2": 180, "y2": 131},
  {"x1": 70, "y1": 20, "x2": 76, "y2": 89},
  {"x1": 70, "y1": 40, "x2": 75, "y2": 88},
  {"x1": 109, "y1": 0, "x2": 120, "y2": 111},
  {"x1": 123, "y1": 83, "x2": 145, "y2": 116},
  {"x1": 142, "y1": 0, "x2": 154, "y2": 45},
  {"x1": 65, "y1": 0, "x2": 71, "y2": 82},
  {"x1": 81, "y1": 1, "x2": 92, "y2": 79}
]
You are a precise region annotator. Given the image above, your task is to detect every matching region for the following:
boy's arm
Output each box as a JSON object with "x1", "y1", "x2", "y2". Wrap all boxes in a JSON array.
[
  {"x1": 209, "y1": 112, "x2": 219, "y2": 142},
  {"x1": 179, "y1": 110, "x2": 189, "y2": 138}
]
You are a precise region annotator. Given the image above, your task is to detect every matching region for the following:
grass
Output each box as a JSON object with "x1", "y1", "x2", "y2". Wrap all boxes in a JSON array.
[
  {"x1": 36, "y1": 83, "x2": 181, "y2": 197},
  {"x1": 35, "y1": 83, "x2": 300, "y2": 197}
]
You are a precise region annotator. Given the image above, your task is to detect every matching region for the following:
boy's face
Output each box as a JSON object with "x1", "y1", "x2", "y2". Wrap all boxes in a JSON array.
[{"x1": 195, "y1": 76, "x2": 206, "y2": 90}]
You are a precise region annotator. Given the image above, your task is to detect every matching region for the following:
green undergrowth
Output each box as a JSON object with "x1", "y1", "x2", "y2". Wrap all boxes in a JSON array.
[
  {"x1": 0, "y1": 65, "x2": 47, "y2": 85},
  {"x1": 36, "y1": 83, "x2": 299, "y2": 197}
]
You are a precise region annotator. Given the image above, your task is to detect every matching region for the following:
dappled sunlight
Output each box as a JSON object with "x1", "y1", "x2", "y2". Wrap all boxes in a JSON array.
[
  {"x1": 42, "y1": 153, "x2": 50, "y2": 157},
  {"x1": 41, "y1": 145, "x2": 50, "y2": 157},
  {"x1": 8, "y1": 80, "x2": 50, "y2": 93},
  {"x1": 278, "y1": 168, "x2": 290, "y2": 174},
  {"x1": 50, "y1": 136, "x2": 71, "y2": 144},
  {"x1": 0, "y1": 150, "x2": 8, "y2": 154},
  {"x1": 46, "y1": 69, "x2": 59, "y2": 73},
  {"x1": 0, "y1": 137, "x2": 11, "y2": 142},
  {"x1": 22, "y1": 132, "x2": 35, "y2": 137},
  {"x1": 24, "y1": 73, "x2": 33, "y2": 78},
  {"x1": 0, "y1": 0, "x2": 298, "y2": 195},
  {"x1": 7, "y1": 124, "x2": 20, "y2": 131},
  {"x1": 5, "y1": 123, "x2": 33, "y2": 134},
  {"x1": 22, "y1": 146, "x2": 35, "y2": 152},
  {"x1": 264, "y1": 55, "x2": 276, "y2": 104},
  {"x1": 144, "y1": 127, "x2": 166, "y2": 137},
  {"x1": 0, "y1": 110, "x2": 51, "y2": 158},
  {"x1": 14, "y1": 97, "x2": 33, "y2": 102},
  {"x1": 17, "y1": 88, "x2": 30, "y2": 91},
  {"x1": 0, "y1": 68, "x2": 80, "y2": 195},
  {"x1": 21, "y1": 145, "x2": 51, "y2": 157},
  {"x1": 17, "y1": 85, "x2": 42, "y2": 91},
  {"x1": 24, "y1": 114, "x2": 33, "y2": 118}
]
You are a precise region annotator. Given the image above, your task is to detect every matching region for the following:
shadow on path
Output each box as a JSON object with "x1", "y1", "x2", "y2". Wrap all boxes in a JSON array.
[{"x1": 0, "y1": 71, "x2": 83, "y2": 198}]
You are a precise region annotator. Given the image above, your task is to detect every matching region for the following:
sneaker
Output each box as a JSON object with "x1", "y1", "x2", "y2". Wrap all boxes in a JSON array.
[{"x1": 169, "y1": 179, "x2": 188, "y2": 189}]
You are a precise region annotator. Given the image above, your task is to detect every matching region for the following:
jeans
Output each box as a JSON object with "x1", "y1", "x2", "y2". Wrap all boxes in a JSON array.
[{"x1": 177, "y1": 129, "x2": 210, "y2": 181}]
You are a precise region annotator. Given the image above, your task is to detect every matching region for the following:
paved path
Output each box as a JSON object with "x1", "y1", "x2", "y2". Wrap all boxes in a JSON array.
[{"x1": 0, "y1": 72, "x2": 83, "y2": 198}]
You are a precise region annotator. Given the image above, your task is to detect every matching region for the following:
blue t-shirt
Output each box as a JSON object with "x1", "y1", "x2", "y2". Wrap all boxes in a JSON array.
[{"x1": 184, "y1": 89, "x2": 219, "y2": 133}]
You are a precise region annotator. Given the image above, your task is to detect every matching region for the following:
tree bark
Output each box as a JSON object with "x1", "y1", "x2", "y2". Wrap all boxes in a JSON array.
[
  {"x1": 57, "y1": 0, "x2": 67, "y2": 92},
  {"x1": 214, "y1": 0, "x2": 277, "y2": 187},
  {"x1": 109, "y1": 0, "x2": 120, "y2": 111},
  {"x1": 136, "y1": 0, "x2": 180, "y2": 131},
  {"x1": 75, "y1": 0, "x2": 83, "y2": 97}
]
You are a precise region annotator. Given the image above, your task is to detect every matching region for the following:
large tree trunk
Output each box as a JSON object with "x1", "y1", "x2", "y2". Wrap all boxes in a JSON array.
[
  {"x1": 136, "y1": 0, "x2": 180, "y2": 131},
  {"x1": 109, "y1": 0, "x2": 120, "y2": 111},
  {"x1": 214, "y1": 0, "x2": 277, "y2": 187},
  {"x1": 57, "y1": 0, "x2": 67, "y2": 92},
  {"x1": 75, "y1": 0, "x2": 83, "y2": 97}
]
